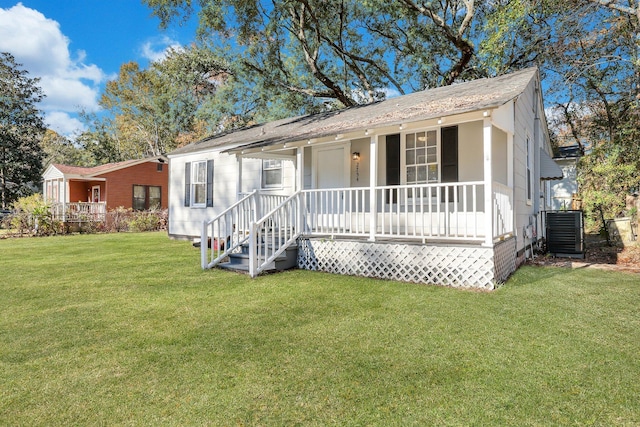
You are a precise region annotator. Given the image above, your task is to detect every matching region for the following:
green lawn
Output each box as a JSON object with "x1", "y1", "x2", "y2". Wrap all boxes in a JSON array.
[{"x1": 1, "y1": 232, "x2": 639, "y2": 426}]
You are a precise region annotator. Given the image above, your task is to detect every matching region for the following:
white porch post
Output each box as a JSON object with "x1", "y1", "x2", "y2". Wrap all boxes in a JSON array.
[
  {"x1": 507, "y1": 132, "x2": 515, "y2": 235},
  {"x1": 296, "y1": 147, "x2": 304, "y2": 192},
  {"x1": 296, "y1": 147, "x2": 305, "y2": 234},
  {"x1": 237, "y1": 155, "x2": 243, "y2": 200},
  {"x1": 368, "y1": 135, "x2": 378, "y2": 242},
  {"x1": 483, "y1": 118, "x2": 493, "y2": 247},
  {"x1": 61, "y1": 177, "x2": 67, "y2": 222}
]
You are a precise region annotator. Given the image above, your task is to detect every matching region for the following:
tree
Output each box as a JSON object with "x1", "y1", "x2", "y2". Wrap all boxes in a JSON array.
[
  {"x1": 144, "y1": 0, "x2": 502, "y2": 113},
  {"x1": 0, "y1": 52, "x2": 46, "y2": 209},
  {"x1": 41, "y1": 129, "x2": 94, "y2": 168},
  {"x1": 89, "y1": 45, "x2": 232, "y2": 157}
]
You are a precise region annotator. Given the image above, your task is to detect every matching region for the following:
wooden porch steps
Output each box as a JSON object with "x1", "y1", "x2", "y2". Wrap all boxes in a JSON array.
[{"x1": 217, "y1": 242, "x2": 298, "y2": 274}]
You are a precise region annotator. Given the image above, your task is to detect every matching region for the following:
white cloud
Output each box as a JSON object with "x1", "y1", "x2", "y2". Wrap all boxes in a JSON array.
[
  {"x1": 45, "y1": 112, "x2": 86, "y2": 137},
  {"x1": 0, "y1": 3, "x2": 106, "y2": 135},
  {"x1": 141, "y1": 35, "x2": 182, "y2": 63}
]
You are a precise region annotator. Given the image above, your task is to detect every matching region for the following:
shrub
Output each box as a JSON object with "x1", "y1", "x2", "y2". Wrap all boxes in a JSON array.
[
  {"x1": 127, "y1": 209, "x2": 167, "y2": 232},
  {"x1": 10, "y1": 194, "x2": 63, "y2": 236},
  {"x1": 105, "y1": 207, "x2": 133, "y2": 232}
]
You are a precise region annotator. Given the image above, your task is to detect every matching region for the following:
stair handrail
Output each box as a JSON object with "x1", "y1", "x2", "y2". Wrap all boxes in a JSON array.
[
  {"x1": 202, "y1": 190, "x2": 258, "y2": 269},
  {"x1": 248, "y1": 190, "x2": 304, "y2": 277}
]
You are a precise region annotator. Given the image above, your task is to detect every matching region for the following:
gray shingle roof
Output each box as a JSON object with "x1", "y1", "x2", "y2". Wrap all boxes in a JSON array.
[{"x1": 170, "y1": 67, "x2": 538, "y2": 156}]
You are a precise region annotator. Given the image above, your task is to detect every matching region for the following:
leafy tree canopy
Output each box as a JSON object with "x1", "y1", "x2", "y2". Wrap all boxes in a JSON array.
[{"x1": 0, "y1": 52, "x2": 46, "y2": 209}]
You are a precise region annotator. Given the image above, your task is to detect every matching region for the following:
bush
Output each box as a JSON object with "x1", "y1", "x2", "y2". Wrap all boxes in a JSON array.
[
  {"x1": 104, "y1": 207, "x2": 133, "y2": 232},
  {"x1": 127, "y1": 209, "x2": 167, "y2": 232},
  {"x1": 10, "y1": 194, "x2": 63, "y2": 236},
  {"x1": 578, "y1": 147, "x2": 640, "y2": 232},
  {"x1": 3, "y1": 201, "x2": 168, "y2": 237}
]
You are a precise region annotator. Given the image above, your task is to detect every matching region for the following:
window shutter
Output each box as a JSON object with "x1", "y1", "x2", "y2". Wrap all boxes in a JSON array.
[
  {"x1": 385, "y1": 134, "x2": 400, "y2": 204},
  {"x1": 441, "y1": 126, "x2": 459, "y2": 202},
  {"x1": 441, "y1": 126, "x2": 458, "y2": 183},
  {"x1": 184, "y1": 162, "x2": 191, "y2": 207},
  {"x1": 206, "y1": 159, "x2": 214, "y2": 207}
]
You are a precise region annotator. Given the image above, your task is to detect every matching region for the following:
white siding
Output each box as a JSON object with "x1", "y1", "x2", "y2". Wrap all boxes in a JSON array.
[
  {"x1": 512, "y1": 76, "x2": 551, "y2": 254},
  {"x1": 458, "y1": 121, "x2": 483, "y2": 182},
  {"x1": 492, "y1": 128, "x2": 508, "y2": 185},
  {"x1": 168, "y1": 150, "x2": 295, "y2": 238},
  {"x1": 349, "y1": 137, "x2": 371, "y2": 188}
]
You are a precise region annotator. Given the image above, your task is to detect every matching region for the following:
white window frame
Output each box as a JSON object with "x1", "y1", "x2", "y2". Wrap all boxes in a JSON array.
[
  {"x1": 191, "y1": 160, "x2": 207, "y2": 208},
  {"x1": 401, "y1": 128, "x2": 440, "y2": 185},
  {"x1": 261, "y1": 159, "x2": 283, "y2": 189}
]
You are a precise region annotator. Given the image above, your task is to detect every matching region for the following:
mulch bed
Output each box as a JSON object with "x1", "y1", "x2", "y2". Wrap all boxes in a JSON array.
[{"x1": 528, "y1": 235, "x2": 640, "y2": 273}]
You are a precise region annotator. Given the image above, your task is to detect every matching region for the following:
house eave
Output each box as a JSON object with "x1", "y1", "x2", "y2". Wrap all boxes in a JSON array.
[{"x1": 231, "y1": 107, "x2": 508, "y2": 157}]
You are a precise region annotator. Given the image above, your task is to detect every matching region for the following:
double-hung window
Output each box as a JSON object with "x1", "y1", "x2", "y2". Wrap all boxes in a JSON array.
[
  {"x1": 192, "y1": 161, "x2": 207, "y2": 206},
  {"x1": 262, "y1": 159, "x2": 282, "y2": 188},
  {"x1": 405, "y1": 130, "x2": 438, "y2": 184},
  {"x1": 184, "y1": 160, "x2": 214, "y2": 207},
  {"x1": 133, "y1": 185, "x2": 161, "y2": 210}
]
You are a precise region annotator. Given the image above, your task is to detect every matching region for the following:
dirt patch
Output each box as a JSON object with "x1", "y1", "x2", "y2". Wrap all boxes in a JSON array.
[{"x1": 529, "y1": 235, "x2": 640, "y2": 273}]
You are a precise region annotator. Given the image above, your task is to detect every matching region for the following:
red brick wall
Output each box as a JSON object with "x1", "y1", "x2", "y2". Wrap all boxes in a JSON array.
[
  {"x1": 97, "y1": 162, "x2": 168, "y2": 210},
  {"x1": 68, "y1": 182, "x2": 90, "y2": 202}
]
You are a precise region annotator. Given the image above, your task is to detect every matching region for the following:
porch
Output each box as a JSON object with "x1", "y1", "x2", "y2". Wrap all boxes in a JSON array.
[
  {"x1": 50, "y1": 202, "x2": 107, "y2": 222},
  {"x1": 201, "y1": 181, "x2": 515, "y2": 289}
]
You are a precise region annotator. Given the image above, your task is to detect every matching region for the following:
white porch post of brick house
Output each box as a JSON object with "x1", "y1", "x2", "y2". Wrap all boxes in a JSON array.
[
  {"x1": 483, "y1": 118, "x2": 493, "y2": 247},
  {"x1": 61, "y1": 177, "x2": 67, "y2": 222},
  {"x1": 368, "y1": 134, "x2": 378, "y2": 242}
]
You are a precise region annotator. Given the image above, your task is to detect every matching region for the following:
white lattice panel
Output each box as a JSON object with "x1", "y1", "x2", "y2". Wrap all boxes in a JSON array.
[
  {"x1": 298, "y1": 239, "x2": 501, "y2": 290},
  {"x1": 493, "y1": 237, "x2": 517, "y2": 284}
]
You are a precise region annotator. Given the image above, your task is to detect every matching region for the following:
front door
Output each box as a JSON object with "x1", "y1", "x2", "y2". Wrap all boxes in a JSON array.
[
  {"x1": 92, "y1": 186, "x2": 100, "y2": 203},
  {"x1": 315, "y1": 146, "x2": 348, "y2": 189},
  {"x1": 313, "y1": 145, "x2": 349, "y2": 228}
]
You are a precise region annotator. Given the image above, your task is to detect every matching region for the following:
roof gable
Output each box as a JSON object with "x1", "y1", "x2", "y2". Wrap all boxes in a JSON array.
[{"x1": 170, "y1": 67, "x2": 539, "y2": 156}]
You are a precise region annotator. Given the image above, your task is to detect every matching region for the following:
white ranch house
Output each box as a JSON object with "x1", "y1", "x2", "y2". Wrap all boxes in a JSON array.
[{"x1": 167, "y1": 68, "x2": 562, "y2": 289}]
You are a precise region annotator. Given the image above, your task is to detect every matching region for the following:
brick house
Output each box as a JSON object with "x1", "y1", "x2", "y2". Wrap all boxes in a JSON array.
[{"x1": 42, "y1": 156, "x2": 168, "y2": 221}]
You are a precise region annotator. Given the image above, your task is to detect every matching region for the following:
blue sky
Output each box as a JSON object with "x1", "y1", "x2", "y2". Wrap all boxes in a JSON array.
[{"x1": 0, "y1": 1, "x2": 197, "y2": 136}]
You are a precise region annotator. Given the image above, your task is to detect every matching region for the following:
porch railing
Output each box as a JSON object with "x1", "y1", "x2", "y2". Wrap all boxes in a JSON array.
[
  {"x1": 492, "y1": 182, "x2": 514, "y2": 240},
  {"x1": 249, "y1": 192, "x2": 303, "y2": 277},
  {"x1": 202, "y1": 182, "x2": 513, "y2": 272},
  {"x1": 50, "y1": 202, "x2": 106, "y2": 222},
  {"x1": 201, "y1": 191, "x2": 288, "y2": 269},
  {"x1": 302, "y1": 181, "x2": 492, "y2": 241}
]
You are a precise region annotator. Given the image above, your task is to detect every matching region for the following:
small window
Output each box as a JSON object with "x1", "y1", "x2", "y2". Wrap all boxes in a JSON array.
[
  {"x1": 262, "y1": 159, "x2": 283, "y2": 188},
  {"x1": 192, "y1": 160, "x2": 207, "y2": 206},
  {"x1": 133, "y1": 185, "x2": 162, "y2": 210},
  {"x1": 157, "y1": 163, "x2": 163, "y2": 172}
]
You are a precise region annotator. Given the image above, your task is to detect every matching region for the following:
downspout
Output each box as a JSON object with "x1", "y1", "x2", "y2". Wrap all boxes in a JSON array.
[
  {"x1": 533, "y1": 82, "x2": 541, "y2": 216},
  {"x1": 529, "y1": 79, "x2": 543, "y2": 253}
]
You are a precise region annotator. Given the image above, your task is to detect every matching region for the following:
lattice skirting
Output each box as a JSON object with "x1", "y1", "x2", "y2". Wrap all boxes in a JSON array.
[
  {"x1": 297, "y1": 237, "x2": 518, "y2": 290},
  {"x1": 493, "y1": 237, "x2": 517, "y2": 284}
]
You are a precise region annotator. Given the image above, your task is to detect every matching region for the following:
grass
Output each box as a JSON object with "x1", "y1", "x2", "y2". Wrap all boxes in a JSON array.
[{"x1": 1, "y1": 232, "x2": 639, "y2": 426}]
